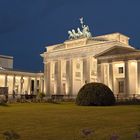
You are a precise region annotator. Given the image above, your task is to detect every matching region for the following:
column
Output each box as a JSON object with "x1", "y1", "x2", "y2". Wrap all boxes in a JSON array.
[
  {"x1": 97, "y1": 63, "x2": 101, "y2": 82},
  {"x1": 83, "y1": 58, "x2": 88, "y2": 83},
  {"x1": 127, "y1": 60, "x2": 138, "y2": 96},
  {"x1": 41, "y1": 77, "x2": 44, "y2": 93},
  {"x1": 103, "y1": 63, "x2": 109, "y2": 86},
  {"x1": 125, "y1": 61, "x2": 129, "y2": 96},
  {"x1": 112, "y1": 62, "x2": 117, "y2": 95},
  {"x1": 109, "y1": 63, "x2": 113, "y2": 91},
  {"x1": 100, "y1": 63, "x2": 109, "y2": 85},
  {"x1": 27, "y1": 77, "x2": 31, "y2": 94},
  {"x1": 83, "y1": 57, "x2": 90, "y2": 83},
  {"x1": 34, "y1": 78, "x2": 37, "y2": 95},
  {"x1": 49, "y1": 61, "x2": 55, "y2": 94},
  {"x1": 70, "y1": 59, "x2": 74, "y2": 96},
  {"x1": 45, "y1": 62, "x2": 50, "y2": 96},
  {"x1": 44, "y1": 63, "x2": 47, "y2": 94},
  {"x1": 12, "y1": 75, "x2": 15, "y2": 92},
  {"x1": 66, "y1": 59, "x2": 72, "y2": 96},
  {"x1": 0, "y1": 75, "x2": 5, "y2": 87},
  {"x1": 100, "y1": 63, "x2": 104, "y2": 83},
  {"x1": 20, "y1": 76, "x2": 24, "y2": 94},
  {"x1": 38, "y1": 77, "x2": 41, "y2": 93},
  {"x1": 40, "y1": 77, "x2": 44, "y2": 93},
  {"x1": 4, "y1": 75, "x2": 7, "y2": 87},
  {"x1": 72, "y1": 58, "x2": 84, "y2": 96},
  {"x1": 56, "y1": 60, "x2": 62, "y2": 94},
  {"x1": 137, "y1": 61, "x2": 140, "y2": 94}
]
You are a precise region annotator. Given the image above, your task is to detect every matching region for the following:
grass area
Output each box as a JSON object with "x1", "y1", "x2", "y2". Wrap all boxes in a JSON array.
[{"x1": 0, "y1": 103, "x2": 140, "y2": 140}]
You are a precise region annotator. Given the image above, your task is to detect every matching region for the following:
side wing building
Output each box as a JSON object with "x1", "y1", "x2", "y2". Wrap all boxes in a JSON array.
[{"x1": 0, "y1": 55, "x2": 44, "y2": 96}]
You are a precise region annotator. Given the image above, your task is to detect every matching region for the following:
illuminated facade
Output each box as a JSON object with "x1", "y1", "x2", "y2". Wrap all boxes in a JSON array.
[
  {"x1": 42, "y1": 33, "x2": 140, "y2": 98},
  {"x1": 0, "y1": 55, "x2": 44, "y2": 95}
]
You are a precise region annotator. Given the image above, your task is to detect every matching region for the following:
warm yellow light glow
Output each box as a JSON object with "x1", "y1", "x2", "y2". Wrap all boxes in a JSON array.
[
  {"x1": 130, "y1": 61, "x2": 137, "y2": 66},
  {"x1": 7, "y1": 76, "x2": 13, "y2": 94},
  {"x1": 0, "y1": 75, "x2": 5, "y2": 87}
]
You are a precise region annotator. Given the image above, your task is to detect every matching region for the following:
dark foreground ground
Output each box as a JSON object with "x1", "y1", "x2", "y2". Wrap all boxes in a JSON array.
[{"x1": 0, "y1": 103, "x2": 140, "y2": 140}]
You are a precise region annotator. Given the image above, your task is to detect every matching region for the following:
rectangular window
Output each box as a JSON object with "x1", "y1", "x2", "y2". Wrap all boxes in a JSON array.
[
  {"x1": 118, "y1": 67, "x2": 123, "y2": 74},
  {"x1": 118, "y1": 81, "x2": 124, "y2": 93}
]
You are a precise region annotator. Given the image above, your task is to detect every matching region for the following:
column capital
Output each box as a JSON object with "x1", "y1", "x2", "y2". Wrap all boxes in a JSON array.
[
  {"x1": 127, "y1": 59, "x2": 137, "y2": 63},
  {"x1": 112, "y1": 61, "x2": 125, "y2": 65}
]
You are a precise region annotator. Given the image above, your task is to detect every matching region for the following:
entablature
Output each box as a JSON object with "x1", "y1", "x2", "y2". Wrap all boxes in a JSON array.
[
  {"x1": 97, "y1": 52, "x2": 140, "y2": 63},
  {"x1": 43, "y1": 41, "x2": 130, "y2": 61}
]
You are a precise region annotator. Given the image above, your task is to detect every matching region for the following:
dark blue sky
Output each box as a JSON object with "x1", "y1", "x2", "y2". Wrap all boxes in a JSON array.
[{"x1": 0, "y1": 0, "x2": 140, "y2": 72}]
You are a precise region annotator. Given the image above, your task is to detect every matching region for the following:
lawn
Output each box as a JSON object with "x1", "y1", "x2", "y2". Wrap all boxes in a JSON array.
[{"x1": 0, "y1": 103, "x2": 140, "y2": 140}]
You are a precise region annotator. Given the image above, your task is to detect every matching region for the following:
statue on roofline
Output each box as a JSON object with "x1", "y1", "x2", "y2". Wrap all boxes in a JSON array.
[
  {"x1": 79, "y1": 17, "x2": 84, "y2": 28},
  {"x1": 77, "y1": 27, "x2": 83, "y2": 36},
  {"x1": 68, "y1": 17, "x2": 92, "y2": 40}
]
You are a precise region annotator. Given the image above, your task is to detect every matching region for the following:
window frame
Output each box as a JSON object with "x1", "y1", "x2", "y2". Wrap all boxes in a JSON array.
[{"x1": 118, "y1": 67, "x2": 124, "y2": 74}]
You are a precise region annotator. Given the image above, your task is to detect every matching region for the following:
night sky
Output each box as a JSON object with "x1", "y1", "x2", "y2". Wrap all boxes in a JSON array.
[{"x1": 0, "y1": 0, "x2": 140, "y2": 72}]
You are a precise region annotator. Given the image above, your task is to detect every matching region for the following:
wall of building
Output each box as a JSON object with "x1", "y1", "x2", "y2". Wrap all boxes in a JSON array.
[{"x1": 0, "y1": 55, "x2": 13, "y2": 69}]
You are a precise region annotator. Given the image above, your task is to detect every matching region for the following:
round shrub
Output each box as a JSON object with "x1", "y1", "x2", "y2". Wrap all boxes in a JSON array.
[{"x1": 76, "y1": 82, "x2": 116, "y2": 106}]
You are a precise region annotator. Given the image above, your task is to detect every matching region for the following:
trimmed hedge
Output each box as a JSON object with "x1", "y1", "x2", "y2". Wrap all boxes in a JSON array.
[
  {"x1": 76, "y1": 82, "x2": 116, "y2": 106},
  {"x1": 116, "y1": 98, "x2": 140, "y2": 105}
]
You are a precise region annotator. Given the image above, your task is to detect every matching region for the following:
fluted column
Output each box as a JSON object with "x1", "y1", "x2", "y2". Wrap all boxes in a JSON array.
[
  {"x1": 27, "y1": 77, "x2": 31, "y2": 94},
  {"x1": 127, "y1": 60, "x2": 138, "y2": 96},
  {"x1": 125, "y1": 61, "x2": 129, "y2": 96},
  {"x1": 45, "y1": 62, "x2": 51, "y2": 96},
  {"x1": 34, "y1": 78, "x2": 37, "y2": 95},
  {"x1": 70, "y1": 59, "x2": 74, "y2": 96},
  {"x1": 109, "y1": 63, "x2": 113, "y2": 91},
  {"x1": 40, "y1": 77, "x2": 44, "y2": 93},
  {"x1": 20, "y1": 76, "x2": 24, "y2": 94},
  {"x1": 56, "y1": 60, "x2": 62, "y2": 94},
  {"x1": 4, "y1": 75, "x2": 7, "y2": 87},
  {"x1": 83, "y1": 57, "x2": 90, "y2": 83},
  {"x1": 12, "y1": 75, "x2": 15, "y2": 92},
  {"x1": 66, "y1": 59, "x2": 73, "y2": 96}
]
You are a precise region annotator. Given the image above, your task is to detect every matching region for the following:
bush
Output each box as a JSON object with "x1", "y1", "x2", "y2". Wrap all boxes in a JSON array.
[
  {"x1": 3, "y1": 130, "x2": 20, "y2": 140},
  {"x1": 0, "y1": 95, "x2": 8, "y2": 106},
  {"x1": 76, "y1": 82, "x2": 116, "y2": 106},
  {"x1": 38, "y1": 93, "x2": 45, "y2": 99},
  {"x1": 116, "y1": 98, "x2": 140, "y2": 105}
]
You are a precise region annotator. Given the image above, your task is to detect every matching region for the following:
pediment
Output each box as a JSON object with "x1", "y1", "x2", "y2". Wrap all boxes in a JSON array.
[{"x1": 95, "y1": 46, "x2": 139, "y2": 57}]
